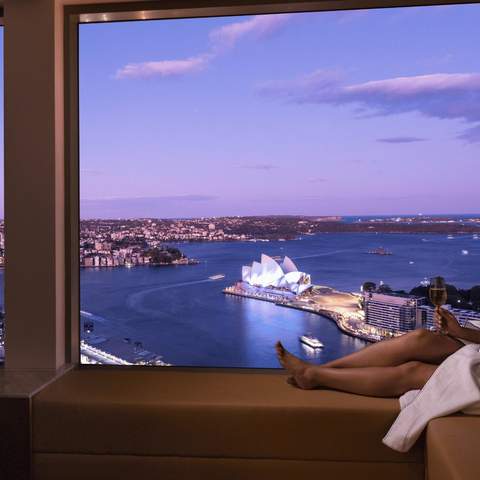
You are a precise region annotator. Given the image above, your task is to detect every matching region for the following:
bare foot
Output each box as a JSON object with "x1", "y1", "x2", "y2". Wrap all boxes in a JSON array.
[{"x1": 275, "y1": 341, "x2": 317, "y2": 389}]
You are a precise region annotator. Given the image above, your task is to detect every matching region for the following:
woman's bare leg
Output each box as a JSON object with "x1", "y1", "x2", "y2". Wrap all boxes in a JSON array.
[
  {"x1": 321, "y1": 329, "x2": 463, "y2": 368},
  {"x1": 276, "y1": 342, "x2": 436, "y2": 397}
]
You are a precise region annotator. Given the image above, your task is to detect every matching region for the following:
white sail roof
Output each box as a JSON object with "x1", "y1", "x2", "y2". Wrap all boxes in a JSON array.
[
  {"x1": 241, "y1": 254, "x2": 311, "y2": 295},
  {"x1": 242, "y1": 265, "x2": 252, "y2": 282},
  {"x1": 250, "y1": 261, "x2": 263, "y2": 283},
  {"x1": 281, "y1": 256, "x2": 298, "y2": 274}
]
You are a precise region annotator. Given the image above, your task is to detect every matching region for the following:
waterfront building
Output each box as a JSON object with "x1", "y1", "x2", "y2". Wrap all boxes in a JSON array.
[
  {"x1": 364, "y1": 292, "x2": 425, "y2": 332},
  {"x1": 241, "y1": 254, "x2": 312, "y2": 295},
  {"x1": 417, "y1": 304, "x2": 480, "y2": 329}
]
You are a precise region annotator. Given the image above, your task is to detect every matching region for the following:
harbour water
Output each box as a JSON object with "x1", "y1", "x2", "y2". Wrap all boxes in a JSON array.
[{"x1": 80, "y1": 233, "x2": 480, "y2": 368}]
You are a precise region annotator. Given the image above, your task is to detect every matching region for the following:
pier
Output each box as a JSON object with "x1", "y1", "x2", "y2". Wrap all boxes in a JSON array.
[
  {"x1": 80, "y1": 339, "x2": 170, "y2": 366},
  {"x1": 224, "y1": 285, "x2": 396, "y2": 343}
]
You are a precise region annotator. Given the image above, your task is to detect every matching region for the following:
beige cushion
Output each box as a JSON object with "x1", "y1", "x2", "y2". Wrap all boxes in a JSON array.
[
  {"x1": 427, "y1": 415, "x2": 480, "y2": 480},
  {"x1": 34, "y1": 453, "x2": 425, "y2": 480},
  {"x1": 33, "y1": 369, "x2": 423, "y2": 464}
]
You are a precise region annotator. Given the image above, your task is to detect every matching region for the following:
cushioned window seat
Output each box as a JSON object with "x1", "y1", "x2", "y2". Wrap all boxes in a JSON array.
[{"x1": 33, "y1": 368, "x2": 427, "y2": 480}]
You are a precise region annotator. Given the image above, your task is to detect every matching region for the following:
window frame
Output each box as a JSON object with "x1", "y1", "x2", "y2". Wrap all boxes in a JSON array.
[{"x1": 65, "y1": 0, "x2": 480, "y2": 371}]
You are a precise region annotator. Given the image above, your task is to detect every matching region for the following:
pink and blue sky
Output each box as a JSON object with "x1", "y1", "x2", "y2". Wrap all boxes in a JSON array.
[{"x1": 79, "y1": 4, "x2": 480, "y2": 219}]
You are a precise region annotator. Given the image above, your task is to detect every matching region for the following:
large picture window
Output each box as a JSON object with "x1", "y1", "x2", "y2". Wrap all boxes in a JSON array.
[
  {"x1": 0, "y1": 27, "x2": 4, "y2": 364},
  {"x1": 79, "y1": 5, "x2": 480, "y2": 367}
]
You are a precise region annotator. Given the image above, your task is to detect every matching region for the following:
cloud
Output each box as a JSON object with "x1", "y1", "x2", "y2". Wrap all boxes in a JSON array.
[
  {"x1": 116, "y1": 54, "x2": 212, "y2": 79},
  {"x1": 240, "y1": 163, "x2": 278, "y2": 171},
  {"x1": 377, "y1": 136, "x2": 427, "y2": 144},
  {"x1": 260, "y1": 71, "x2": 480, "y2": 143},
  {"x1": 209, "y1": 14, "x2": 292, "y2": 49},
  {"x1": 82, "y1": 194, "x2": 217, "y2": 206},
  {"x1": 457, "y1": 125, "x2": 480, "y2": 143},
  {"x1": 308, "y1": 177, "x2": 328, "y2": 183},
  {"x1": 81, "y1": 195, "x2": 219, "y2": 219},
  {"x1": 116, "y1": 14, "x2": 292, "y2": 79}
]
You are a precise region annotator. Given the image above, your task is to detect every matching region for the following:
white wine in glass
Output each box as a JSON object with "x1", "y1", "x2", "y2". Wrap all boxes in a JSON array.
[{"x1": 429, "y1": 276, "x2": 447, "y2": 333}]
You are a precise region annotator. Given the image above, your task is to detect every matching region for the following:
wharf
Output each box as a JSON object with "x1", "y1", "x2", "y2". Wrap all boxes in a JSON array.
[{"x1": 224, "y1": 286, "x2": 389, "y2": 343}]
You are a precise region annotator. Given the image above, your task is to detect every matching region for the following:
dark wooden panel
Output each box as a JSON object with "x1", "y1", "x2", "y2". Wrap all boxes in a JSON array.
[{"x1": 0, "y1": 397, "x2": 31, "y2": 480}]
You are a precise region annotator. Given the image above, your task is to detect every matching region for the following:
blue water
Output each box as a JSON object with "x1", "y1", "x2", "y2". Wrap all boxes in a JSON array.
[{"x1": 80, "y1": 233, "x2": 480, "y2": 368}]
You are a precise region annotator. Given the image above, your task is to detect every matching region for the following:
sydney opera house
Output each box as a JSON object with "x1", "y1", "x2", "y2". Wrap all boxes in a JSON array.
[{"x1": 241, "y1": 254, "x2": 312, "y2": 295}]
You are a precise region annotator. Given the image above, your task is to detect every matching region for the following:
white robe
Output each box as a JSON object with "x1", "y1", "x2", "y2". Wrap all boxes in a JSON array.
[{"x1": 383, "y1": 343, "x2": 480, "y2": 452}]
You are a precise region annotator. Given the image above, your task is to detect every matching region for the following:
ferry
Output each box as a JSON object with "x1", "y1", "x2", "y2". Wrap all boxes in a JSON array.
[
  {"x1": 366, "y1": 247, "x2": 392, "y2": 256},
  {"x1": 209, "y1": 274, "x2": 226, "y2": 280},
  {"x1": 299, "y1": 334, "x2": 324, "y2": 349}
]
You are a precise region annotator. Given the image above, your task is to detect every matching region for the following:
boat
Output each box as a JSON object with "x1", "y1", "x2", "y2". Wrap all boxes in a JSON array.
[
  {"x1": 462, "y1": 250, "x2": 469, "y2": 255},
  {"x1": 447, "y1": 235, "x2": 454, "y2": 240},
  {"x1": 209, "y1": 274, "x2": 225, "y2": 280},
  {"x1": 299, "y1": 334, "x2": 324, "y2": 349},
  {"x1": 366, "y1": 247, "x2": 392, "y2": 256},
  {"x1": 474, "y1": 235, "x2": 479, "y2": 240},
  {"x1": 409, "y1": 261, "x2": 415, "y2": 264}
]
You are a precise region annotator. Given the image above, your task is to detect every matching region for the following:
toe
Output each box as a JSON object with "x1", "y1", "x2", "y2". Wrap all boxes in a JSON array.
[{"x1": 287, "y1": 376, "x2": 298, "y2": 387}]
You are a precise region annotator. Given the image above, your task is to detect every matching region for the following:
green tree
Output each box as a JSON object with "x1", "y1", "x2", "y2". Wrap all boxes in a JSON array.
[{"x1": 362, "y1": 281, "x2": 376, "y2": 292}]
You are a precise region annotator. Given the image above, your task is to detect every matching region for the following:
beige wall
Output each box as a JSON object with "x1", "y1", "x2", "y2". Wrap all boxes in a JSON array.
[{"x1": 4, "y1": 0, "x2": 65, "y2": 370}]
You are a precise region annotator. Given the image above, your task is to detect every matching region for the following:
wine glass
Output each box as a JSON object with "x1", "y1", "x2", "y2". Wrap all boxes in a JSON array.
[{"x1": 429, "y1": 276, "x2": 447, "y2": 333}]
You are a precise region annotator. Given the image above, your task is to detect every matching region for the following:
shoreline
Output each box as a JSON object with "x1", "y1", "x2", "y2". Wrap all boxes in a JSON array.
[
  {"x1": 223, "y1": 287, "x2": 392, "y2": 344},
  {"x1": 81, "y1": 259, "x2": 200, "y2": 268}
]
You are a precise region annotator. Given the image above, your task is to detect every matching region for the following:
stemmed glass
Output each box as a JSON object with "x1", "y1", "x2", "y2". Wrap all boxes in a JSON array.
[{"x1": 429, "y1": 276, "x2": 447, "y2": 334}]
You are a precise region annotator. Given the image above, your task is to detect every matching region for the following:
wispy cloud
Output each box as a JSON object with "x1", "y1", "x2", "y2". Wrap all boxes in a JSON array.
[
  {"x1": 81, "y1": 195, "x2": 219, "y2": 219},
  {"x1": 116, "y1": 53, "x2": 213, "y2": 79},
  {"x1": 87, "y1": 194, "x2": 218, "y2": 202},
  {"x1": 377, "y1": 136, "x2": 427, "y2": 144},
  {"x1": 209, "y1": 14, "x2": 292, "y2": 49},
  {"x1": 260, "y1": 71, "x2": 480, "y2": 143},
  {"x1": 116, "y1": 14, "x2": 292, "y2": 79},
  {"x1": 457, "y1": 125, "x2": 480, "y2": 143},
  {"x1": 240, "y1": 163, "x2": 279, "y2": 171}
]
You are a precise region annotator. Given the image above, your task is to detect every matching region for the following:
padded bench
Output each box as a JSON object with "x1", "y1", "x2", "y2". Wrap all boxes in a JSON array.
[
  {"x1": 426, "y1": 416, "x2": 480, "y2": 480},
  {"x1": 32, "y1": 368, "x2": 424, "y2": 480}
]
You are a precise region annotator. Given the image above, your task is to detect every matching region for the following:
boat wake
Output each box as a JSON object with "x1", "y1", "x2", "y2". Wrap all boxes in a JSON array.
[
  {"x1": 292, "y1": 250, "x2": 352, "y2": 260},
  {"x1": 80, "y1": 310, "x2": 109, "y2": 324},
  {"x1": 126, "y1": 278, "x2": 214, "y2": 315}
]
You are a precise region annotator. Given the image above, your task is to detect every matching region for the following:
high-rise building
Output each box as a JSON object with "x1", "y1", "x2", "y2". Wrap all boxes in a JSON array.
[
  {"x1": 417, "y1": 304, "x2": 480, "y2": 329},
  {"x1": 364, "y1": 292, "x2": 425, "y2": 332}
]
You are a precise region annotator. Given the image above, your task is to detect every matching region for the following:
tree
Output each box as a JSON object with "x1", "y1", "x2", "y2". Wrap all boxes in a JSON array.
[
  {"x1": 470, "y1": 286, "x2": 480, "y2": 309},
  {"x1": 166, "y1": 247, "x2": 183, "y2": 260},
  {"x1": 446, "y1": 284, "x2": 461, "y2": 306},
  {"x1": 377, "y1": 283, "x2": 393, "y2": 294},
  {"x1": 148, "y1": 248, "x2": 172, "y2": 265},
  {"x1": 362, "y1": 281, "x2": 376, "y2": 292},
  {"x1": 410, "y1": 286, "x2": 428, "y2": 298}
]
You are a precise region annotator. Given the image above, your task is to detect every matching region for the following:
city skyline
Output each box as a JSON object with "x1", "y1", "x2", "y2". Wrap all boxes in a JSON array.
[{"x1": 81, "y1": 5, "x2": 477, "y2": 218}]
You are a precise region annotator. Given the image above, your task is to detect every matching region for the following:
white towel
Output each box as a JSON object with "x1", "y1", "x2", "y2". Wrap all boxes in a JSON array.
[{"x1": 382, "y1": 343, "x2": 480, "y2": 452}]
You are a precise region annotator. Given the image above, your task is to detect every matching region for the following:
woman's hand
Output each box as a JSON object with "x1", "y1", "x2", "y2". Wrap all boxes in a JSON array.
[{"x1": 435, "y1": 308, "x2": 463, "y2": 337}]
